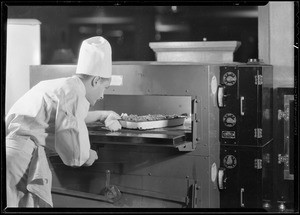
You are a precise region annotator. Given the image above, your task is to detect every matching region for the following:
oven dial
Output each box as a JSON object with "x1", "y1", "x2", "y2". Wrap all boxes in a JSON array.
[
  {"x1": 223, "y1": 113, "x2": 236, "y2": 127},
  {"x1": 223, "y1": 72, "x2": 237, "y2": 86}
]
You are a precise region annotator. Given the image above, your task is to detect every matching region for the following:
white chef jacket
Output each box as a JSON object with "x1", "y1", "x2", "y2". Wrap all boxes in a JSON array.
[
  {"x1": 6, "y1": 75, "x2": 91, "y2": 207},
  {"x1": 6, "y1": 75, "x2": 91, "y2": 166}
]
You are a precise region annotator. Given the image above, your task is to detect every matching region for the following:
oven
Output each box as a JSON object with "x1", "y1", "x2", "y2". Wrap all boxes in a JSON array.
[{"x1": 30, "y1": 61, "x2": 273, "y2": 209}]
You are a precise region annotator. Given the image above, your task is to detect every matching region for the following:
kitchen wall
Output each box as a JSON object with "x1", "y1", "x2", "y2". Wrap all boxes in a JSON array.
[
  {"x1": 7, "y1": 5, "x2": 259, "y2": 64},
  {"x1": 7, "y1": 6, "x2": 85, "y2": 63},
  {"x1": 258, "y1": 2, "x2": 295, "y2": 88}
]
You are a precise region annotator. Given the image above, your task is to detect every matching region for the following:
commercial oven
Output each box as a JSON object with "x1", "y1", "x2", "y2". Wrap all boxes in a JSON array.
[{"x1": 29, "y1": 61, "x2": 273, "y2": 209}]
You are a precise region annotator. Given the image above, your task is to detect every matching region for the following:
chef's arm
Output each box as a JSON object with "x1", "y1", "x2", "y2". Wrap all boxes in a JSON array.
[
  {"x1": 85, "y1": 110, "x2": 122, "y2": 132},
  {"x1": 85, "y1": 111, "x2": 107, "y2": 123},
  {"x1": 55, "y1": 112, "x2": 91, "y2": 167},
  {"x1": 85, "y1": 110, "x2": 112, "y2": 123}
]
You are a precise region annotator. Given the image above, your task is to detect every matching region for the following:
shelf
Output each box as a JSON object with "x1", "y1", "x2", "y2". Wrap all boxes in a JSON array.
[{"x1": 87, "y1": 123, "x2": 192, "y2": 150}]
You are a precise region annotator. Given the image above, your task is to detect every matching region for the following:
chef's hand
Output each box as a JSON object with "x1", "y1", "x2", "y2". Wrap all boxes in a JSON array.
[
  {"x1": 104, "y1": 111, "x2": 122, "y2": 132},
  {"x1": 106, "y1": 120, "x2": 122, "y2": 132},
  {"x1": 83, "y1": 149, "x2": 98, "y2": 166}
]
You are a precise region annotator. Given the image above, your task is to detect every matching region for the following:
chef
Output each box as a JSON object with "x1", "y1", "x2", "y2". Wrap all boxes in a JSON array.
[{"x1": 5, "y1": 36, "x2": 121, "y2": 207}]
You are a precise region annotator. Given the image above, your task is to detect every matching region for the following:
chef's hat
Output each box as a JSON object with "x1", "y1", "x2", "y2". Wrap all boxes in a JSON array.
[{"x1": 76, "y1": 36, "x2": 112, "y2": 78}]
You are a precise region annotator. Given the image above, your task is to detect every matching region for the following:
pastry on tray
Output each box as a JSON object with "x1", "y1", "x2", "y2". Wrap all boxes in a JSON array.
[{"x1": 119, "y1": 113, "x2": 186, "y2": 130}]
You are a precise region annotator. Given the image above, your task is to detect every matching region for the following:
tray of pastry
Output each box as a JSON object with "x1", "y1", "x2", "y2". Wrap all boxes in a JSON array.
[{"x1": 119, "y1": 113, "x2": 186, "y2": 130}]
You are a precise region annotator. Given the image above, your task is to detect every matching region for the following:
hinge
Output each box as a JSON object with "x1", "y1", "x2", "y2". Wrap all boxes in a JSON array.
[
  {"x1": 278, "y1": 108, "x2": 289, "y2": 121},
  {"x1": 255, "y1": 75, "x2": 263, "y2": 85},
  {"x1": 278, "y1": 154, "x2": 289, "y2": 165},
  {"x1": 254, "y1": 159, "x2": 262, "y2": 169},
  {"x1": 185, "y1": 196, "x2": 190, "y2": 206},
  {"x1": 263, "y1": 153, "x2": 271, "y2": 164},
  {"x1": 254, "y1": 128, "x2": 262, "y2": 138}
]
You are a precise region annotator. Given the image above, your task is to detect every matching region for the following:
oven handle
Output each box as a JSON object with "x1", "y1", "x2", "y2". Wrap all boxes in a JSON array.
[
  {"x1": 240, "y1": 96, "x2": 245, "y2": 116},
  {"x1": 217, "y1": 167, "x2": 227, "y2": 190},
  {"x1": 240, "y1": 188, "x2": 245, "y2": 207},
  {"x1": 217, "y1": 84, "x2": 226, "y2": 108}
]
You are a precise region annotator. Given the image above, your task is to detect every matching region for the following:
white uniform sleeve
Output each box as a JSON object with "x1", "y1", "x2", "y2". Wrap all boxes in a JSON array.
[{"x1": 54, "y1": 92, "x2": 90, "y2": 167}]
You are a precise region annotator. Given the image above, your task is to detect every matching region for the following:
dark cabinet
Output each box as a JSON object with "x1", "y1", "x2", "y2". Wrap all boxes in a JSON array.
[
  {"x1": 219, "y1": 144, "x2": 272, "y2": 209},
  {"x1": 218, "y1": 64, "x2": 274, "y2": 210},
  {"x1": 219, "y1": 65, "x2": 273, "y2": 147},
  {"x1": 272, "y1": 88, "x2": 296, "y2": 212}
]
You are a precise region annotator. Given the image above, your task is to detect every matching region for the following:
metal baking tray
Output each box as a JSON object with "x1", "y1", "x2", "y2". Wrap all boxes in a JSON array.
[{"x1": 119, "y1": 116, "x2": 186, "y2": 130}]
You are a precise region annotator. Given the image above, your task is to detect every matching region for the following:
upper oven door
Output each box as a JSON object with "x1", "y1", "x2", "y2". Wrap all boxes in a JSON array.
[{"x1": 219, "y1": 65, "x2": 273, "y2": 147}]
